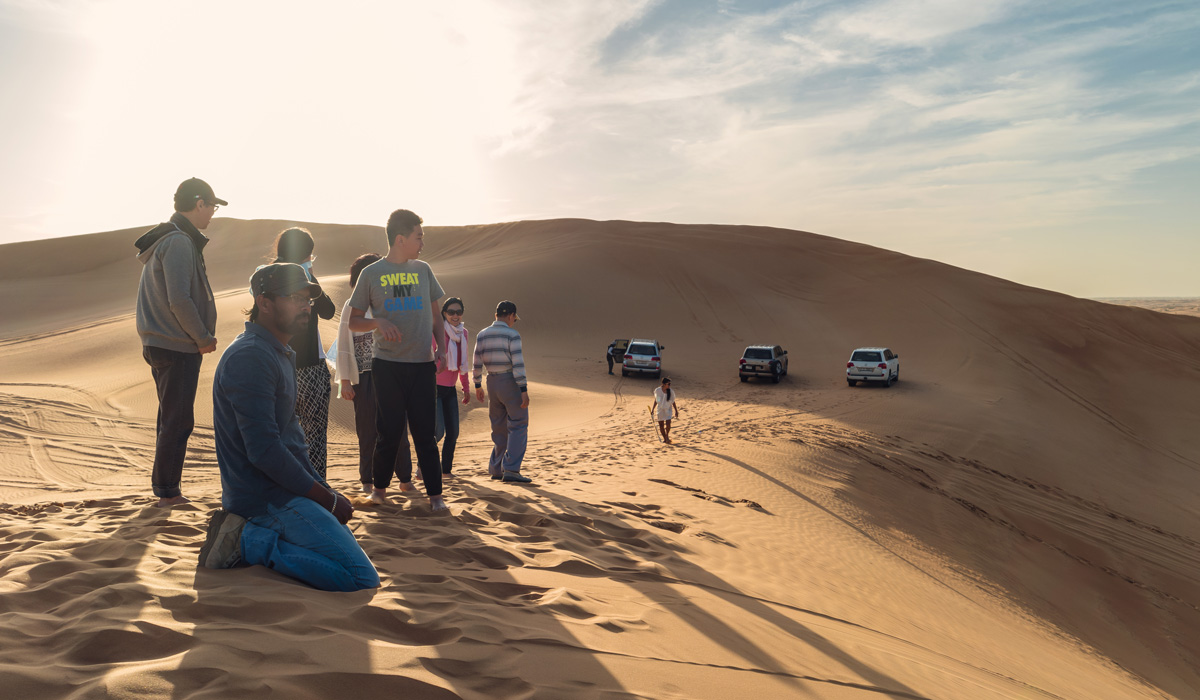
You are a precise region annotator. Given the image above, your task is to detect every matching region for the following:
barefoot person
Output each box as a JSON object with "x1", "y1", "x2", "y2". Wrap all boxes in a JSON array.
[
  {"x1": 653, "y1": 377, "x2": 681, "y2": 444},
  {"x1": 434, "y1": 297, "x2": 471, "y2": 479},
  {"x1": 271, "y1": 228, "x2": 336, "y2": 478},
  {"x1": 334, "y1": 253, "x2": 413, "y2": 493},
  {"x1": 473, "y1": 301, "x2": 531, "y2": 483},
  {"x1": 134, "y1": 177, "x2": 226, "y2": 507},
  {"x1": 198, "y1": 263, "x2": 379, "y2": 592},
  {"x1": 347, "y1": 209, "x2": 448, "y2": 512}
]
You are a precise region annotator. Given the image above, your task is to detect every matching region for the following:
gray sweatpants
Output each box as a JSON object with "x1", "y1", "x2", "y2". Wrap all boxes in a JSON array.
[{"x1": 486, "y1": 372, "x2": 528, "y2": 474}]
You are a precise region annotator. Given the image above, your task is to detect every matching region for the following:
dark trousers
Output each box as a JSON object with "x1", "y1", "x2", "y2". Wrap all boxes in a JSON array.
[
  {"x1": 371, "y1": 360, "x2": 441, "y2": 496},
  {"x1": 433, "y1": 384, "x2": 460, "y2": 474},
  {"x1": 351, "y1": 371, "x2": 411, "y2": 486},
  {"x1": 142, "y1": 346, "x2": 202, "y2": 498},
  {"x1": 607, "y1": 354, "x2": 614, "y2": 372}
]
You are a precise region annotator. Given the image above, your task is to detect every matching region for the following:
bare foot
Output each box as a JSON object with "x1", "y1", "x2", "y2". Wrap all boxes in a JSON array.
[
  {"x1": 361, "y1": 483, "x2": 373, "y2": 494},
  {"x1": 369, "y1": 489, "x2": 390, "y2": 505},
  {"x1": 398, "y1": 481, "x2": 417, "y2": 492},
  {"x1": 429, "y1": 495, "x2": 449, "y2": 513},
  {"x1": 155, "y1": 495, "x2": 191, "y2": 507}
]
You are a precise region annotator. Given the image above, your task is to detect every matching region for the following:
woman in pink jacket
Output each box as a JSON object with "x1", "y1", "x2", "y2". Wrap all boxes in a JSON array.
[{"x1": 434, "y1": 297, "x2": 471, "y2": 478}]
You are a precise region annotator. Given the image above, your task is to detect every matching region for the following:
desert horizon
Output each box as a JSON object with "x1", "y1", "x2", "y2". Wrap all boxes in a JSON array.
[{"x1": 1, "y1": 215, "x2": 1197, "y2": 698}]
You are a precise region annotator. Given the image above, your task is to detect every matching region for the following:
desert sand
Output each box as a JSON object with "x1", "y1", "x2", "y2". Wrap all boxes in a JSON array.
[{"x1": 1, "y1": 217, "x2": 1197, "y2": 699}]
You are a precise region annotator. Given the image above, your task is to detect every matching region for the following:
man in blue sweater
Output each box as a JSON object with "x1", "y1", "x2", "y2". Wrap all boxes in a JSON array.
[{"x1": 198, "y1": 263, "x2": 379, "y2": 592}]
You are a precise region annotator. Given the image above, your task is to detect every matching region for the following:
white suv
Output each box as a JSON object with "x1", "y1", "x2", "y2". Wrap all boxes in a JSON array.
[
  {"x1": 846, "y1": 347, "x2": 900, "y2": 387},
  {"x1": 622, "y1": 339, "x2": 664, "y2": 378}
]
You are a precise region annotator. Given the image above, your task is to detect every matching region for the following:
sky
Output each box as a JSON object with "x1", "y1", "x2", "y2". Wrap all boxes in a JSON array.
[{"x1": 1, "y1": 0, "x2": 1198, "y2": 297}]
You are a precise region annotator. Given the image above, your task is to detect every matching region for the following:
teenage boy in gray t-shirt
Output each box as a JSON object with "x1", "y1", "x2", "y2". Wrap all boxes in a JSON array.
[{"x1": 348, "y1": 209, "x2": 447, "y2": 512}]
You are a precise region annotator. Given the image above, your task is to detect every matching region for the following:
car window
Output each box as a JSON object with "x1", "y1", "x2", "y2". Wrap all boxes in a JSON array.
[
  {"x1": 774, "y1": 346, "x2": 783, "y2": 355},
  {"x1": 851, "y1": 351, "x2": 882, "y2": 362},
  {"x1": 884, "y1": 350, "x2": 893, "y2": 360},
  {"x1": 628, "y1": 344, "x2": 656, "y2": 355},
  {"x1": 615, "y1": 339, "x2": 629, "y2": 350},
  {"x1": 744, "y1": 348, "x2": 772, "y2": 360}
]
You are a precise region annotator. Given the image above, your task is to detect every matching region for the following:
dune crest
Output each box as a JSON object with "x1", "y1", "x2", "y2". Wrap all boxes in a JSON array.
[{"x1": 1, "y1": 217, "x2": 1197, "y2": 698}]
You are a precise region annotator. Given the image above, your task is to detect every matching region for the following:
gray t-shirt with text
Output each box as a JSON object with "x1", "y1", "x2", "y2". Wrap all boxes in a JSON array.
[{"x1": 349, "y1": 258, "x2": 444, "y2": 363}]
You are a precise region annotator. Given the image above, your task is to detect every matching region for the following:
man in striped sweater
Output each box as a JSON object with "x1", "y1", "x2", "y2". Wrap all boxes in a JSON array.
[{"x1": 472, "y1": 301, "x2": 533, "y2": 483}]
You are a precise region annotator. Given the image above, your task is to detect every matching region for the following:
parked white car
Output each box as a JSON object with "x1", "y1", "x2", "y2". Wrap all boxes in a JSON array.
[
  {"x1": 846, "y1": 347, "x2": 900, "y2": 387},
  {"x1": 622, "y1": 339, "x2": 665, "y2": 378}
]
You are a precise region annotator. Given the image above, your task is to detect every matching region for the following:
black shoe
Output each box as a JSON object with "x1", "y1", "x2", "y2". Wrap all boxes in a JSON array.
[
  {"x1": 490, "y1": 473, "x2": 502, "y2": 480},
  {"x1": 501, "y1": 471, "x2": 533, "y2": 484},
  {"x1": 198, "y1": 509, "x2": 246, "y2": 569}
]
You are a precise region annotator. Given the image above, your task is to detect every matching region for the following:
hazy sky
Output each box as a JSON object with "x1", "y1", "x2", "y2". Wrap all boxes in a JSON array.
[{"x1": 2, "y1": 0, "x2": 1198, "y2": 296}]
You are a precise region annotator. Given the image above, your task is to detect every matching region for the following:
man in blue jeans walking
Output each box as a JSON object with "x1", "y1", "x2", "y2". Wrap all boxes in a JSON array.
[{"x1": 198, "y1": 263, "x2": 379, "y2": 592}]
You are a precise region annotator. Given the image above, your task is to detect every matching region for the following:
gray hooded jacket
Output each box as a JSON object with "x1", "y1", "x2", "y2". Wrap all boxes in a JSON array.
[{"x1": 134, "y1": 213, "x2": 217, "y2": 353}]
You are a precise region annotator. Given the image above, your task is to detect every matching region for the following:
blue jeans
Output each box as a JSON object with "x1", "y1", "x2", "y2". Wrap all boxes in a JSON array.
[
  {"x1": 433, "y1": 384, "x2": 460, "y2": 474},
  {"x1": 240, "y1": 496, "x2": 380, "y2": 592}
]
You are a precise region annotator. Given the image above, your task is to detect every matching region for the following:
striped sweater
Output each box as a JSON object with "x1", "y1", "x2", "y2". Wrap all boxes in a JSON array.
[{"x1": 472, "y1": 320, "x2": 526, "y2": 391}]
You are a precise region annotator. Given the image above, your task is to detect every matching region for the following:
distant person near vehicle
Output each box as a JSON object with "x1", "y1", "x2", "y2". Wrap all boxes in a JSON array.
[
  {"x1": 335, "y1": 253, "x2": 414, "y2": 493},
  {"x1": 473, "y1": 301, "x2": 531, "y2": 483},
  {"x1": 271, "y1": 228, "x2": 336, "y2": 478},
  {"x1": 199, "y1": 263, "x2": 379, "y2": 592},
  {"x1": 607, "y1": 341, "x2": 617, "y2": 374},
  {"x1": 653, "y1": 377, "x2": 681, "y2": 444},
  {"x1": 435, "y1": 297, "x2": 471, "y2": 479},
  {"x1": 348, "y1": 209, "x2": 448, "y2": 512},
  {"x1": 134, "y1": 177, "x2": 226, "y2": 507}
]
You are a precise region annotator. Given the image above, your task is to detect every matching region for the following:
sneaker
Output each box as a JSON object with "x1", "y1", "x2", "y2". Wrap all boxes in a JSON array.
[
  {"x1": 198, "y1": 509, "x2": 246, "y2": 569},
  {"x1": 501, "y1": 471, "x2": 532, "y2": 484}
]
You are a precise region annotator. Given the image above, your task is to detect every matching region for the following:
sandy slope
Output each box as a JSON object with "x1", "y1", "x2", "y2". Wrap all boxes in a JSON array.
[{"x1": 1, "y1": 217, "x2": 1197, "y2": 698}]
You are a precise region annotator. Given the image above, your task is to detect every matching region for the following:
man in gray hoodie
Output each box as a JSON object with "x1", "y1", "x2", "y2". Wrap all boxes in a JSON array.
[{"x1": 134, "y1": 178, "x2": 226, "y2": 507}]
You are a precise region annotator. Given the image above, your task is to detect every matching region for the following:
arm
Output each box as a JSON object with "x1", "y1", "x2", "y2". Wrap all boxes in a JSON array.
[
  {"x1": 160, "y1": 236, "x2": 217, "y2": 351},
  {"x1": 431, "y1": 297, "x2": 445, "y2": 361},
  {"x1": 313, "y1": 290, "x2": 336, "y2": 321},
  {"x1": 511, "y1": 332, "x2": 528, "y2": 408},
  {"x1": 348, "y1": 305, "x2": 400, "y2": 341},
  {"x1": 472, "y1": 334, "x2": 485, "y2": 402},
  {"x1": 334, "y1": 301, "x2": 359, "y2": 399}
]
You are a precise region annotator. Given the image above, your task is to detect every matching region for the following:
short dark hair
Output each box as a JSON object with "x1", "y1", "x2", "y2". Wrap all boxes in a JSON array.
[
  {"x1": 243, "y1": 293, "x2": 277, "y2": 322},
  {"x1": 441, "y1": 296, "x2": 464, "y2": 316},
  {"x1": 386, "y1": 209, "x2": 423, "y2": 247},
  {"x1": 349, "y1": 253, "x2": 382, "y2": 287},
  {"x1": 274, "y1": 227, "x2": 315, "y2": 263}
]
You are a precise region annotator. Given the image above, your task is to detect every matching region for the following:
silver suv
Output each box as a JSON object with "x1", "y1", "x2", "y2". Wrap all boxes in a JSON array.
[
  {"x1": 622, "y1": 339, "x2": 664, "y2": 378},
  {"x1": 739, "y1": 345, "x2": 788, "y2": 383}
]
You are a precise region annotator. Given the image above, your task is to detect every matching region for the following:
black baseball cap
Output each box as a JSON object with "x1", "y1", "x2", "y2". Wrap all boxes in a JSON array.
[
  {"x1": 174, "y1": 177, "x2": 228, "y2": 209},
  {"x1": 250, "y1": 263, "x2": 321, "y2": 298},
  {"x1": 496, "y1": 300, "x2": 519, "y2": 319}
]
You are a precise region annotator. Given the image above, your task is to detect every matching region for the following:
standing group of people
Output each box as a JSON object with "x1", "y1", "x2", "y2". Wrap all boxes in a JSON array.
[{"x1": 135, "y1": 178, "x2": 533, "y2": 591}]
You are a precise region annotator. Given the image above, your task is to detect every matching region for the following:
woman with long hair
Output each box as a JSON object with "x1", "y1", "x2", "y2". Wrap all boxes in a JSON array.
[
  {"x1": 272, "y1": 227, "x2": 336, "y2": 477},
  {"x1": 652, "y1": 377, "x2": 681, "y2": 444},
  {"x1": 434, "y1": 297, "x2": 471, "y2": 478}
]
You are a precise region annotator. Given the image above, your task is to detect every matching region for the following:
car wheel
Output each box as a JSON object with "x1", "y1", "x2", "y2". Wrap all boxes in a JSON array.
[
  {"x1": 621, "y1": 368, "x2": 628, "y2": 377},
  {"x1": 740, "y1": 376, "x2": 748, "y2": 383},
  {"x1": 894, "y1": 368, "x2": 900, "y2": 382},
  {"x1": 652, "y1": 370, "x2": 661, "y2": 379},
  {"x1": 771, "y1": 368, "x2": 781, "y2": 383},
  {"x1": 847, "y1": 379, "x2": 856, "y2": 387},
  {"x1": 883, "y1": 375, "x2": 893, "y2": 387}
]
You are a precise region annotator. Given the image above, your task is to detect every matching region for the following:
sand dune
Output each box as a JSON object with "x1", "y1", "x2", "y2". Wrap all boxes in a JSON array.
[{"x1": 1, "y1": 217, "x2": 1197, "y2": 698}]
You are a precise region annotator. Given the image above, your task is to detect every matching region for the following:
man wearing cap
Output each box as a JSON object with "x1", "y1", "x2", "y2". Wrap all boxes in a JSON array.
[
  {"x1": 197, "y1": 263, "x2": 379, "y2": 592},
  {"x1": 134, "y1": 178, "x2": 227, "y2": 507},
  {"x1": 472, "y1": 301, "x2": 532, "y2": 483}
]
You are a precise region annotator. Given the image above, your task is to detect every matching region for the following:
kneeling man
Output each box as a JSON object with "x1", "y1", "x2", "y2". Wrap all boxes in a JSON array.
[{"x1": 199, "y1": 263, "x2": 379, "y2": 592}]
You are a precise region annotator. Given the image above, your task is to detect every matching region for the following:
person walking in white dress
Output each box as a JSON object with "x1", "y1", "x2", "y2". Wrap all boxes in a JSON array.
[{"x1": 653, "y1": 377, "x2": 681, "y2": 444}]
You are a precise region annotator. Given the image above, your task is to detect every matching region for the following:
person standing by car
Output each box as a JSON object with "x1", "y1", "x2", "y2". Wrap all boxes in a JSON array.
[
  {"x1": 653, "y1": 377, "x2": 681, "y2": 444},
  {"x1": 473, "y1": 300, "x2": 531, "y2": 483},
  {"x1": 606, "y1": 340, "x2": 617, "y2": 375},
  {"x1": 134, "y1": 177, "x2": 226, "y2": 507},
  {"x1": 271, "y1": 228, "x2": 336, "y2": 478}
]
